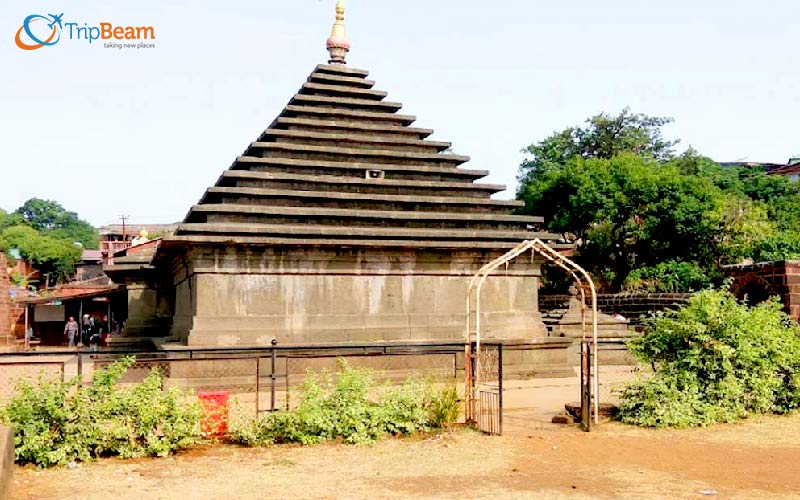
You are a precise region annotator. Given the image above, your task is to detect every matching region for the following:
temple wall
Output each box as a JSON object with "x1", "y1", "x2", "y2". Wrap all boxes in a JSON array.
[{"x1": 170, "y1": 245, "x2": 547, "y2": 346}]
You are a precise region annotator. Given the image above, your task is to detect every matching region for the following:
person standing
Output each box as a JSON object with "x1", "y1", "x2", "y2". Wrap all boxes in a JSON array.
[
  {"x1": 64, "y1": 316, "x2": 79, "y2": 348},
  {"x1": 89, "y1": 322, "x2": 101, "y2": 352},
  {"x1": 80, "y1": 314, "x2": 91, "y2": 347},
  {"x1": 100, "y1": 315, "x2": 110, "y2": 347},
  {"x1": 24, "y1": 326, "x2": 33, "y2": 351}
]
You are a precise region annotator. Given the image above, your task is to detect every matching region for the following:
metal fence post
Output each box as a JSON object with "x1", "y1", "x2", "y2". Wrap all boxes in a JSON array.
[
  {"x1": 497, "y1": 344, "x2": 503, "y2": 435},
  {"x1": 270, "y1": 339, "x2": 277, "y2": 412},
  {"x1": 77, "y1": 353, "x2": 83, "y2": 386},
  {"x1": 255, "y1": 356, "x2": 260, "y2": 415}
]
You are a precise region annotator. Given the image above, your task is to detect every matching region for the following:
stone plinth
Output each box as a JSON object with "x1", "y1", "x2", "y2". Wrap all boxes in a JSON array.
[{"x1": 170, "y1": 246, "x2": 546, "y2": 346}]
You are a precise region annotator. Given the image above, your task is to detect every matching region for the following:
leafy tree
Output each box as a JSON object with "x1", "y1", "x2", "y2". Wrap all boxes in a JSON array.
[
  {"x1": 0, "y1": 209, "x2": 23, "y2": 232},
  {"x1": 15, "y1": 198, "x2": 99, "y2": 249},
  {"x1": 0, "y1": 225, "x2": 82, "y2": 280},
  {"x1": 519, "y1": 153, "x2": 725, "y2": 290},
  {"x1": 517, "y1": 108, "x2": 679, "y2": 190}
]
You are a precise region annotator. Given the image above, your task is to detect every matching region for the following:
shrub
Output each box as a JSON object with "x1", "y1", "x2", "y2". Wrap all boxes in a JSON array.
[
  {"x1": 622, "y1": 260, "x2": 715, "y2": 293},
  {"x1": 617, "y1": 289, "x2": 800, "y2": 427},
  {"x1": 230, "y1": 360, "x2": 461, "y2": 446},
  {"x1": 0, "y1": 357, "x2": 203, "y2": 467}
]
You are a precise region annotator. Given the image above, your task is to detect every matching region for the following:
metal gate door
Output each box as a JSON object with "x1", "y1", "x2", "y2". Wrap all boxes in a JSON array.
[{"x1": 467, "y1": 343, "x2": 503, "y2": 435}]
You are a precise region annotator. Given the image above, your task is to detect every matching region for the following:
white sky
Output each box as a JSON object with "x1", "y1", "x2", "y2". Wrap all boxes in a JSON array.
[{"x1": 1, "y1": 0, "x2": 798, "y2": 226}]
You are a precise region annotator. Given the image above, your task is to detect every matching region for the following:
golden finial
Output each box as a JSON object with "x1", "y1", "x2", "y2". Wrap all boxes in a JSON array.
[{"x1": 326, "y1": 0, "x2": 350, "y2": 64}]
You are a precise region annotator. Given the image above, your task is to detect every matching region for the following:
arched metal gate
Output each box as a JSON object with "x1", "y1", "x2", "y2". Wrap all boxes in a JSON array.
[{"x1": 465, "y1": 238, "x2": 600, "y2": 433}]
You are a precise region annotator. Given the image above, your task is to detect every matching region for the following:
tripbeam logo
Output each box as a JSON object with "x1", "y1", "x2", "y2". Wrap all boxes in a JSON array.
[
  {"x1": 15, "y1": 13, "x2": 63, "y2": 50},
  {"x1": 15, "y1": 13, "x2": 157, "y2": 51}
]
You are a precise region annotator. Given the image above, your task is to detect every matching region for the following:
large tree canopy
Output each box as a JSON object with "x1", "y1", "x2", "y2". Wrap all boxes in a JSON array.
[
  {"x1": 0, "y1": 199, "x2": 99, "y2": 283},
  {"x1": 517, "y1": 109, "x2": 800, "y2": 293},
  {"x1": 520, "y1": 153, "x2": 725, "y2": 290},
  {"x1": 517, "y1": 108, "x2": 679, "y2": 191},
  {"x1": 15, "y1": 198, "x2": 99, "y2": 249},
  {"x1": 0, "y1": 225, "x2": 82, "y2": 280}
]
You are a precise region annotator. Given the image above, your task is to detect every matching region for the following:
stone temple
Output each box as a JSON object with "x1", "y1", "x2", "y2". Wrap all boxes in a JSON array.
[{"x1": 106, "y1": 1, "x2": 565, "y2": 348}]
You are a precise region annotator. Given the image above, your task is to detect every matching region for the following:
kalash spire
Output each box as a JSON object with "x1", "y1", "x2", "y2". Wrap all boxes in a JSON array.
[{"x1": 326, "y1": 0, "x2": 350, "y2": 64}]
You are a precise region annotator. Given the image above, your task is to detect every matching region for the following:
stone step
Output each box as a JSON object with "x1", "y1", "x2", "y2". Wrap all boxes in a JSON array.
[
  {"x1": 259, "y1": 128, "x2": 450, "y2": 153},
  {"x1": 308, "y1": 71, "x2": 376, "y2": 89},
  {"x1": 314, "y1": 63, "x2": 370, "y2": 77},
  {"x1": 284, "y1": 105, "x2": 416, "y2": 125},
  {"x1": 234, "y1": 156, "x2": 486, "y2": 182},
  {"x1": 248, "y1": 142, "x2": 470, "y2": 167},
  {"x1": 199, "y1": 213, "x2": 535, "y2": 232},
  {"x1": 220, "y1": 170, "x2": 502, "y2": 197},
  {"x1": 203, "y1": 186, "x2": 523, "y2": 213},
  {"x1": 290, "y1": 93, "x2": 402, "y2": 112},
  {"x1": 276, "y1": 117, "x2": 432, "y2": 138},
  {"x1": 300, "y1": 82, "x2": 387, "y2": 100},
  {"x1": 163, "y1": 233, "x2": 563, "y2": 250},
  {"x1": 176, "y1": 222, "x2": 545, "y2": 242},
  {"x1": 189, "y1": 203, "x2": 543, "y2": 226}
]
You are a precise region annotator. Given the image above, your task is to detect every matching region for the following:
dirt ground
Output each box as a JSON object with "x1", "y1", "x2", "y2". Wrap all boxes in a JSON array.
[{"x1": 10, "y1": 375, "x2": 800, "y2": 499}]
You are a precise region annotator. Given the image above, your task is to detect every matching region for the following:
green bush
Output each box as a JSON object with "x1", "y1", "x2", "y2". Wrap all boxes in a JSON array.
[
  {"x1": 230, "y1": 360, "x2": 461, "y2": 446},
  {"x1": 617, "y1": 289, "x2": 800, "y2": 427},
  {"x1": 622, "y1": 260, "x2": 715, "y2": 293},
  {"x1": 0, "y1": 357, "x2": 203, "y2": 467}
]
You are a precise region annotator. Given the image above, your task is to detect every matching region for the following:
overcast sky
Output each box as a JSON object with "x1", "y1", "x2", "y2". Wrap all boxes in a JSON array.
[{"x1": 2, "y1": 0, "x2": 798, "y2": 226}]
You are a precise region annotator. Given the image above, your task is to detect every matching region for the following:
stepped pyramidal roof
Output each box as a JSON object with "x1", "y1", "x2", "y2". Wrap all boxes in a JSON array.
[{"x1": 165, "y1": 1, "x2": 561, "y2": 251}]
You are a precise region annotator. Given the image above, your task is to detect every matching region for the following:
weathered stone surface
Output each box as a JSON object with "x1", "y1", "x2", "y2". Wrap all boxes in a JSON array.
[
  {"x1": 565, "y1": 401, "x2": 618, "y2": 420},
  {"x1": 170, "y1": 246, "x2": 547, "y2": 345},
  {"x1": 235, "y1": 156, "x2": 488, "y2": 181},
  {"x1": 276, "y1": 117, "x2": 432, "y2": 138},
  {"x1": 551, "y1": 413, "x2": 574, "y2": 424}
]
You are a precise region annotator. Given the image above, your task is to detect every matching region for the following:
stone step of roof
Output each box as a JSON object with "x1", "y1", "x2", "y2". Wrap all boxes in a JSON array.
[
  {"x1": 307, "y1": 72, "x2": 375, "y2": 89},
  {"x1": 234, "y1": 156, "x2": 488, "y2": 182},
  {"x1": 301, "y1": 82, "x2": 388, "y2": 100},
  {"x1": 189, "y1": 203, "x2": 544, "y2": 225},
  {"x1": 248, "y1": 142, "x2": 470, "y2": 166},
  {"x1": 276, "y1": 117, "x2": 433, "y2": 138},
  {"x1": 162, "y1": 234, "x2": 564, "y2": 250},
  {"x1": 291, "y1": 94, "x2": 402, "y2": 112},
  {"x1": 204, "y1": 186, "x2": 522, "y2": 213},
  {"x1": 315, "y1": 64, "x2": 370, "y2": 77},
  {"x1": 226, "y1": 180, "x2": 489, "y2": 201},
  {"x1": 259, "y1": 128, "x2": 450, "y2": 152},
  {"x1": 284, "y1": 105, "x2": 416, "y2": 125},
  {"x1": 220, "y1": 170, "x2": 502, "y2": 195},
  {"x1": 200, "y1": 213, "x2": 534, "y2": 232},
  {"x1": 176, "y1": 222, "x2": 543, "y2": 241}
]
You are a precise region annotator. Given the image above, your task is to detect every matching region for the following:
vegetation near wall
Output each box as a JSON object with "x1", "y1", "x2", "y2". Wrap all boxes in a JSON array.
[
  {"x1": 0, "y1": 358, "x2": 460, "y2": 467},
  {"x1": 0, "y1": 357, "x2": 202, "y2": 468},
  {"x1": 230, "y1": 360, "x2": 460, "y2": 446},
  {"x1": 617, "y1": 289, "x2": 800, "y2": 427}
]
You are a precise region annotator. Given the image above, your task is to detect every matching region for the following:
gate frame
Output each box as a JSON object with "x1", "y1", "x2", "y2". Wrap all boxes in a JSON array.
[{"x1": 464, "y1": 238, "x2": 599, "y2": 427}]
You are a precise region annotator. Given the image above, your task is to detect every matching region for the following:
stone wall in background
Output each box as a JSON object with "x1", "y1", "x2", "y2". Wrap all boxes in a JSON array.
[
  {"x1": 724, "y1": 260, "x2": 800, "y2": 320},
  {"x1": 539, "y1": 292, "x2": 691, "y2": 325}
]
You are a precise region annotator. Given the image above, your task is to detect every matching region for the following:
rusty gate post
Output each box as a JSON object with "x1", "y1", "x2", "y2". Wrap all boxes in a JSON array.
[{"x1": 580, "y1": 340, "x2": 592, "y2": 432}]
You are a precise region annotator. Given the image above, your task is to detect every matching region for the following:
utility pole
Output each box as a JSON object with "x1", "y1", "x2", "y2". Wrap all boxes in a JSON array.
[{"x1": 119, "y1": 215, "x2": 130, "y2": 241}]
